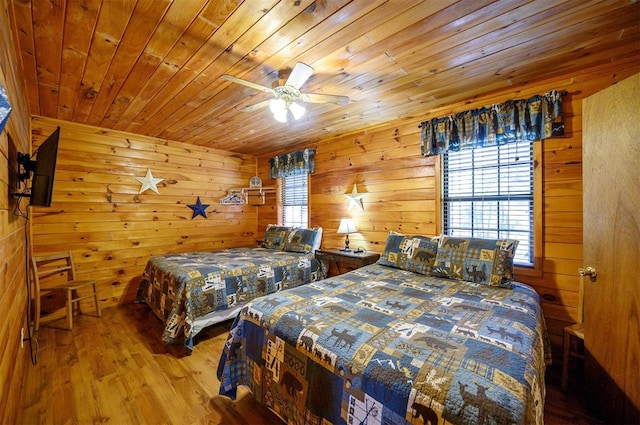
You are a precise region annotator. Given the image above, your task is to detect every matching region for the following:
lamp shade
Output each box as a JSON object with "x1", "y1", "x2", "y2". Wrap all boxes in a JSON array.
[
  {"x1": 269, "y1": 98, "x2": 306, "y2": 123},
  {"x1": 289, "y1": 102, "x2": 306, "y2": 120},
  {"x1": 272, "y1": 108, "x2": 288, "y2": 123},
  {"x1": 269, "y1": 98, "x2": 286, "y2": 114},
  {"x1": 337, "y1": 217, "x2": 357, "y2": 234}
]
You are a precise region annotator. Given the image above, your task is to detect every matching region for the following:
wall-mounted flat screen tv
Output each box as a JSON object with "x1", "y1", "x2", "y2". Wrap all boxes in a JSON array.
[{"x1": 30, "y1": 127, "x2": 60, "y2": 207}]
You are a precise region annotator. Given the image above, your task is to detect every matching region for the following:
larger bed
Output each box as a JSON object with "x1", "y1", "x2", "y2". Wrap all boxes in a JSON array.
[
  {"x1": 136, "y1": 225, "x2": 322, "y2": 350},
  {"x1": 217, "y1": 234, "x2": 551, "y2": 424}
]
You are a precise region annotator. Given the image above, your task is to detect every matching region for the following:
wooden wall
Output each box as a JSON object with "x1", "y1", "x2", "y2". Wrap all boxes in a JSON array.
[
  {"x1": 258, "y1": 57, "x2": 640, "y2": 362},
  {"x1": 29, "y1": 117, "x2": 259, "y2": 313},
  {"x1": 0, "y1": 0, "x2": 33, "y2": 422}
]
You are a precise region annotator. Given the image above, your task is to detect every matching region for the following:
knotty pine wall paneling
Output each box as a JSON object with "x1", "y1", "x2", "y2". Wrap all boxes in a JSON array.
[
  {"x1": 29, "y1": 116, "x2": 259, "y2": 314},
  {"x1": 258, "y1": 59, "x2": 640, "y2": 362},
  {"x1": 1, "y1": 0, "x2": 33, "y2": 422}
]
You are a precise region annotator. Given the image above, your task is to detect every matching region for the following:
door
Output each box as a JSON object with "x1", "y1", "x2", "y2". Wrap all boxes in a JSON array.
[{"x1": 582, "y1": 72, "x2": 640, "y2": 423}]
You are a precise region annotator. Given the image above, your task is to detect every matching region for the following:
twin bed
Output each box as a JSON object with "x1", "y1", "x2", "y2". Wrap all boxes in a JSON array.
[
  {"x1": 216, "y1": 233, "x2": 550, "y2": 425},
  {"x1": 138, "y1": 228, "x2": 549, "y2": 424},
  {"x1": 136, "y1": 225, "x2": 323, "y2": 350}
]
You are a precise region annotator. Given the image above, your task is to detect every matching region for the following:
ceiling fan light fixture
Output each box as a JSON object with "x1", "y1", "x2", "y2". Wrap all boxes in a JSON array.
[
  {"x1": 289, "y1": 102, "x2": 306, "y2": 120},
  {"x1": 225, "y1": 62, "x2": 349, "y2": 121}
]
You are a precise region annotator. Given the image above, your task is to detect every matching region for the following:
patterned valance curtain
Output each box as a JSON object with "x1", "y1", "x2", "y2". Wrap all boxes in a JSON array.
[
  {"x1": 420, "y1": 90, "x2": 564, "y2": 156},
  {"x1": 269, "y1": 148, "x2": 316, "y2": 179}
]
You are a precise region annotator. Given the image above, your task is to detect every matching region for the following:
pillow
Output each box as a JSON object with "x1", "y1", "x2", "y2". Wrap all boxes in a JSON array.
[
  {"x1": 311, "y1": 227, "x2": 323, "y2": 252},
  {"x1": 282, "y1": 227, "x2": 322, "y2": 253},
  {"x1": 378, "y1": 232, "x2": 439, "y2": 276},
  {"x1": 432, "y1": 236, "x2": 519, "y2": 288},
  {"x1": 261, "y1": 225, "x2": 292, "y2": 249},
  {"x1": 378, "y1": 232, "x2": 405, "y2": 266}
]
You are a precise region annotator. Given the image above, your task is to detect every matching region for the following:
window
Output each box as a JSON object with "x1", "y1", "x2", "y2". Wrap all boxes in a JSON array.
[
  {"x1": 280, "y1": 173, "x2": 308, "y2": 227},
  {"x1": 443, "y1": 140, "x2": 538, "y2": 267}
]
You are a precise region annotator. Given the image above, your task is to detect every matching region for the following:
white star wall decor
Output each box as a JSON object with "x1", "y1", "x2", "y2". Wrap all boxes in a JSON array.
[
  {"x1": 345, "y1": 183, "x2": 366, "y2": 211},
  {"x1": 135, "y1": 168, "x2": 164, "y2": 194}
]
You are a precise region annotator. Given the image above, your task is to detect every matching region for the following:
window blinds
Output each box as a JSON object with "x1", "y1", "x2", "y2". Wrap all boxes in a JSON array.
[
  {"x1": 281, "y1": 173, "x2": 308, "y2": 227},
  {"x1": 443, "y1": 140, "x2": 534, "y2": 266}
]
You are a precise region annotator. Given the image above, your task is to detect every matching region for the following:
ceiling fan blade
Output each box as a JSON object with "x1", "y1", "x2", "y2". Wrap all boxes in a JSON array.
[
  {"x1": 285, "y1": 62, "x2": 314, "y2": 89},
  {"x1": 301, "y1": 92, "x2": 349, "y2": 106},
  {"x1": 221, "y1": 74, "x2": 273, "y2": 94},
  {"x1": 241, "y1": 100, "x2": 271, "y2": 112}
]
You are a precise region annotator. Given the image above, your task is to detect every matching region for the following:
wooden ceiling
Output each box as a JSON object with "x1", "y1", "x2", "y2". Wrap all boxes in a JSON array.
[{"x1": 9, "y1": 0, "x2": 640, "y2": 156}]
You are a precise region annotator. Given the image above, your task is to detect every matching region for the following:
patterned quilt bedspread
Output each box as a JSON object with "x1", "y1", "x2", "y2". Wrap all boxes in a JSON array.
[
  {"x1": 217, "y1": 263, "x2": 550, "y2": 425},
  {"x1": 136, "y1": 247, "x2": 320, "y2": 350}
]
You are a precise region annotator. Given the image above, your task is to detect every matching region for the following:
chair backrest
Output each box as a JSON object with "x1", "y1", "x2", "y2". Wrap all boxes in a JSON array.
[{"x1": 31, "y1": 252, "x2": 77, "y2": 291}]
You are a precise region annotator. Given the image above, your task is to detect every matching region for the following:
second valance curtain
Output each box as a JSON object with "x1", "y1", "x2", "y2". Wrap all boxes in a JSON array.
[{"x1": 269, "y1": 148, "x2": 316, "y2": 179}]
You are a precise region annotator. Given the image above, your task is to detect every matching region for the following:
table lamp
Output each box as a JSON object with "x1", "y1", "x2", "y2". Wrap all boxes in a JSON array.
[{"x1": 337, "y1": 217, "x2": 357, "y2": 252}]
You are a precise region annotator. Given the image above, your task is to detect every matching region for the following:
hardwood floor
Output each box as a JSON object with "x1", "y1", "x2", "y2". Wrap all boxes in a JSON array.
[
  {"x1": 21, "y1": 305, "x2": 604, "y2": 425},
  {"x1": 544, "y1": 361, "x2": 605, "y2": 425}
]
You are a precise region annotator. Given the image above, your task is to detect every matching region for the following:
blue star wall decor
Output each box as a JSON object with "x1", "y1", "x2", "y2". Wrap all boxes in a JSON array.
[{"x1": 188, "y1": 197, "x2": 210, "y2": 219}]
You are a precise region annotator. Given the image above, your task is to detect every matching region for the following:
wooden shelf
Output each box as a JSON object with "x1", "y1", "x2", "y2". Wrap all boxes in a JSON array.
[{"x1": 219, "y1": 187, "x2": 275, "y2": 205}]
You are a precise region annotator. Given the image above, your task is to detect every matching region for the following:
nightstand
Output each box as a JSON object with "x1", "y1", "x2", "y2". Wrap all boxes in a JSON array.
[{"x1": 315, "y1": 248, "x2": 380, "y2": 277}]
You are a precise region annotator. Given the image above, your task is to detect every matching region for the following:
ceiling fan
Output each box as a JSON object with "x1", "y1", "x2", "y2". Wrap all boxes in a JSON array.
[{"x1": 221, "y1": 62, "x2": 349, "y2": 123}]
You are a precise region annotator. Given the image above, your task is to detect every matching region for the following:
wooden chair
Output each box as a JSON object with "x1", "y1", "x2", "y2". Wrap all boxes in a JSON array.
[
  {"x1": 561, "y1": 273, "x2": 586, "y2": 392},
  {"x1": 31, "y1": 252, "x2": 101, "y2": 331}
]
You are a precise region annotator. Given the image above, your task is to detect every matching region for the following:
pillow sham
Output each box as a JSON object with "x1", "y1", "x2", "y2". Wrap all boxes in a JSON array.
[
  {"x1": 261, "y1": 224, "x2": 292, "y2": 249},
  {"x1": 378, "y1": 232, "x2": 439, "y2": 276},
  {"x1": 282, "y1": 227, "x2": 322, "y2": 253},
  {"x1": 310, "y1": 227, "x2": 323, "y2": 252},
  {"x1": 432, "y1": 236, "x2": 519, "y2": 288}
]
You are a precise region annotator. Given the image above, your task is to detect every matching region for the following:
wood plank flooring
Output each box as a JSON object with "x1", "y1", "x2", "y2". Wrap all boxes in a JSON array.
[{"x1": 21, "y1": 304, "x2": 603, "y2": 425}]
